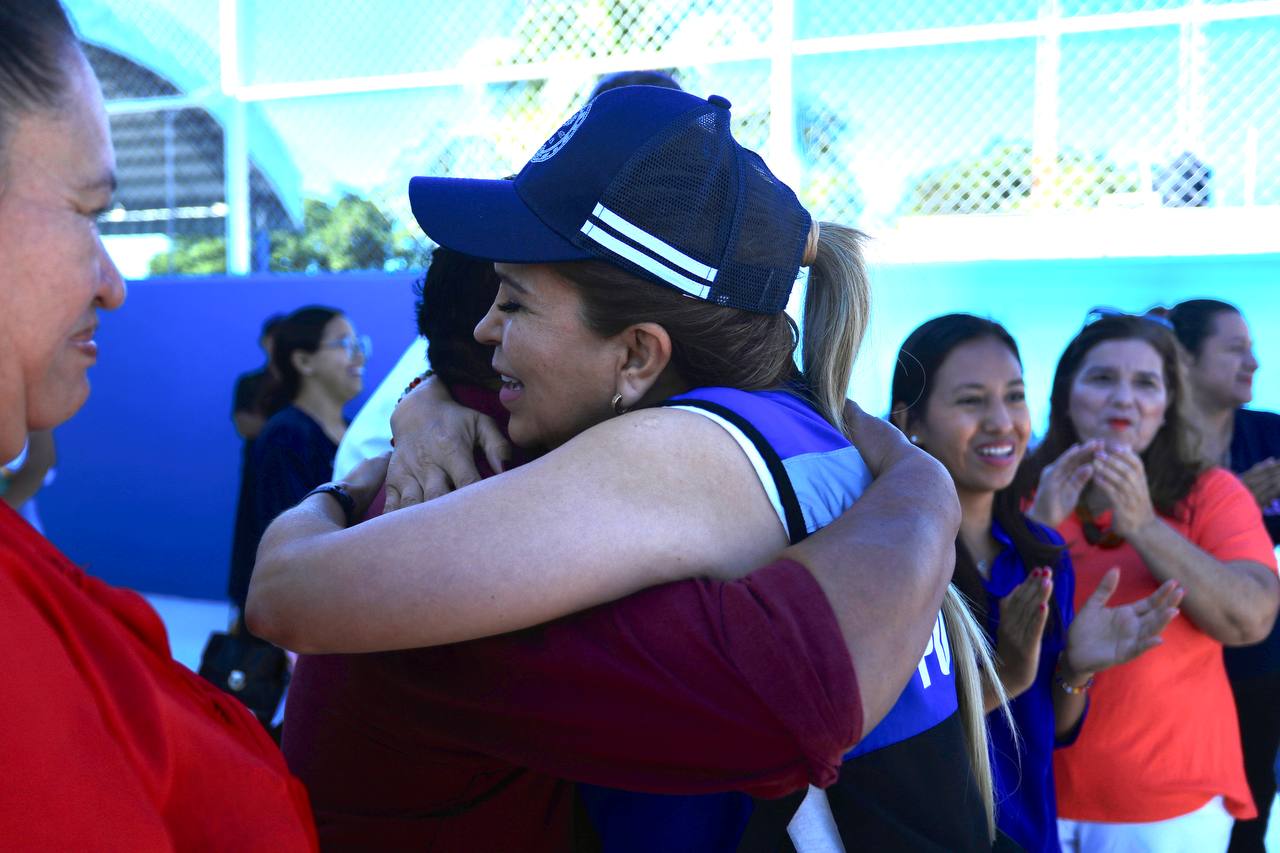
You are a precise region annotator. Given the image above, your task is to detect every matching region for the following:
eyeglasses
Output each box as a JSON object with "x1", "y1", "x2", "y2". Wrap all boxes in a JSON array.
[
  {"x1": 1084, "y1": 306, "x2": 1174, "y2": 331},
  {"x1": 320, "y1": 334, "x2": 372, "y2": 359}
]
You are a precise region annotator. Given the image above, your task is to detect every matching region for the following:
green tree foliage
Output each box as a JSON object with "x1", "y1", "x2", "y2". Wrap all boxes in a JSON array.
[
  {"x1": 148, "y1": 193, "x2": 431, "y2": 275},
  {"x1": 148, "y1": 232, "x2": 228, "y2": 275},
  {"x1": 904, "y1": 144, "x2": 1139, "y2": 215}
]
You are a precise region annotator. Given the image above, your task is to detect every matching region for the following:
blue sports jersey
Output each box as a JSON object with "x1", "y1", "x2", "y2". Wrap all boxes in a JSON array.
[{"x1": 577, "y1": 387, "x2": 960, "y2": 853}]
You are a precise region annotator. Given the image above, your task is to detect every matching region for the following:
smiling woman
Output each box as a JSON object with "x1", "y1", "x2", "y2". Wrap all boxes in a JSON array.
[
  {"x1": 0, "y1": 2, "x2": 315, "y2": 848},
  {"x1": 0, "y1": 31, "x2": 123, "y2": 456},
  {"x1": 230, "y1": 306, "x2": 367, "y2": 610},
  {"x1": 1016, "y1": 313, "x2": 1280, "y2": 852},
  {"x1": 892, "y1": 314, "x2": 1182, "y2": 853},
  {"x1": 248, "y1": 85, "x2": 989, "y2": 851}
]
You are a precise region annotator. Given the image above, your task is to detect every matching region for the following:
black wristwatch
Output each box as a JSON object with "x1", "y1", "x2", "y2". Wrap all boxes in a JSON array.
[{"x1": 303, "y1": 483, "x2": 358, "y2": 527}]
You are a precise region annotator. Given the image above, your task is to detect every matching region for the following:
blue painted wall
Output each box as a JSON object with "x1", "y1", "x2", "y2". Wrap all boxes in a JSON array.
[
  {"x1": 35, "y1": 257, "x2": 1279, "y2": 600},
  {"x1": 41, "y1": 271, "x2": 419, "y2": 600}
]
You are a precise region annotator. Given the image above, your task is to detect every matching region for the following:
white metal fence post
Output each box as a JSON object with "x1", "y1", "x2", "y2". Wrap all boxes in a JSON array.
[{"x1": 220, "y1": 0, "x2": 250, "y2": 275}]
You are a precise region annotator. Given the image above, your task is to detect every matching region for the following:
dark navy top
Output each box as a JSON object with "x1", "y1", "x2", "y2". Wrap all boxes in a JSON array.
[
  {"x1": 1225, "y1": 407, "x2": 1280, "y2": 679},
  {"x1": 983, "y1": 517, "x2": 1081, "y2": 853},
  {"x1": 231, "y1": 405, "x2": 337, "y2": 608}
]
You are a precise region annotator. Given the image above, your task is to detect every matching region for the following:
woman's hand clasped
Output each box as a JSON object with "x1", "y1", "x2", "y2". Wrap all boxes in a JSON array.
[
  {"x1": 1063, "y1": 567, "x2": 1182, "y2": 678},
  {"x1": 994, "y1": 568, "x2": 1054, "y2": 698}
]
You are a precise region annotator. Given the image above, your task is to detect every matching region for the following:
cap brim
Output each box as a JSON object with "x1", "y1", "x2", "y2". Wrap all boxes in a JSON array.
[{"x1": 408, "y1": 176, "x2": 592, "y2": 263}]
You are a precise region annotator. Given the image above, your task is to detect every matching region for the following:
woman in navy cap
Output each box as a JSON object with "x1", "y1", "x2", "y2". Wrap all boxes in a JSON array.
[{"x1": 249, "y1": 85, "x2": 996, "y2": 850}]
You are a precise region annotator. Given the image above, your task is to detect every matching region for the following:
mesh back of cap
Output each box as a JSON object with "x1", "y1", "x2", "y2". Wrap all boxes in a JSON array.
[
  {"x1": 722, "y1": 150, "x2": 809, "y2": 313},
  {"x1": 597, "y1": 105, "x2": 806, "y2": 313}
]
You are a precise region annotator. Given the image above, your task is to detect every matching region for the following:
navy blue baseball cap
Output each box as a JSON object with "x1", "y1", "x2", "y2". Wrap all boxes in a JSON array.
[{"x1": 408, "y1": 85, "x2": 811, "y2": 314}]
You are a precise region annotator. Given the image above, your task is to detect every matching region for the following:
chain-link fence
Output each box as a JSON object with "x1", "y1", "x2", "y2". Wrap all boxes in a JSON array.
[{"x1": 70, "y1": 0, "x2": 1280, "y2": 276}]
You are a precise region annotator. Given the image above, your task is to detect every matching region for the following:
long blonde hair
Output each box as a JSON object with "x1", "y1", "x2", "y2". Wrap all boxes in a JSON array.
[{"x1": 944, "y1": 585, "x2": 1012, "y2": 840}]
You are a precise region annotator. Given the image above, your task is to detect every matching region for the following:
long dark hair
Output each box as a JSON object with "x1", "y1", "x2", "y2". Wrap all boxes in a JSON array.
[
  {"x1": 1168, "y1": 298, "x2": 1239, "y2": 357},
  {"x1": 892, "y1": 314, "x2": 1063, "y2": 621},
  {"x1": 1013, "y1": 314, "x2": 1203, "y2": 517},
  {"x1": 258, "y1": 306, "x2": 342, "y2": 416},
  {"x1": 414, "y1": 246, "x2": 500, "y2": 388}
]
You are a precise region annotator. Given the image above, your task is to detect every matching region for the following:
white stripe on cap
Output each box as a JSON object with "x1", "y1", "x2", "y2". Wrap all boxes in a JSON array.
[
  {"x1": 590, "y1": 204, "x2": 718, "y2": 282},
  {"x1": 580, "y1": 220, "x2": 712, "y2": 299}
]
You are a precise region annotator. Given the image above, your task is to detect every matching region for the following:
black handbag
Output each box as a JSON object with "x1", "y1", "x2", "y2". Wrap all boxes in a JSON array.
[{"x1": 197, "y1": 629, "x2": 290, "y2": 727}]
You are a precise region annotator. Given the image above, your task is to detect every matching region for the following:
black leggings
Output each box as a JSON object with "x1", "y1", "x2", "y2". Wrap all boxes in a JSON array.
[{"x1": 1228, "y1": 671, "x2": 1280, "y2": 853}]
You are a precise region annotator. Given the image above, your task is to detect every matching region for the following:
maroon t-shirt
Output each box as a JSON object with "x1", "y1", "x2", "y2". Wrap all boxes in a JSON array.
[{"x1": 282, "y1": 386, "x2": 861, "y2": 851}]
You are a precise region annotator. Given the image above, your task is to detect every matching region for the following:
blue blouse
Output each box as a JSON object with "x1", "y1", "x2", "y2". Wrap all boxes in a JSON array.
[{"x1": 983, "y1": 517, "x2": 1082, "y2": 853}]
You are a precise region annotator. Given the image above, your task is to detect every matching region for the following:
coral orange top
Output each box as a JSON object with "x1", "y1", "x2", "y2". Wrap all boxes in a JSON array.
[{"x1": 1053, "y1": 467, "x2": 1278, "y2": 823}]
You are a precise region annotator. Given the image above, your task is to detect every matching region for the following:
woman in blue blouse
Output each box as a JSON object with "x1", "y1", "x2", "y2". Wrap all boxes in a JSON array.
[{"x1": 890, "y1": 314, "x2": 1183, "y2": 852}]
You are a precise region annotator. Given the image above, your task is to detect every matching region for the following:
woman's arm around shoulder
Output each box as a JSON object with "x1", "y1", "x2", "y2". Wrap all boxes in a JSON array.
[
  {"x1": 787, "y1": 403, "x2": 960, "y2": 732},
  {"x1": 248, "y1": 407, "x2": 785, "y2": 653}
]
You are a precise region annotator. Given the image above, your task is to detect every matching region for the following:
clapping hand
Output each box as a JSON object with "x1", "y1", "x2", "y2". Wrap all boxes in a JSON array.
[
  {"x1": 1240, "y1": 457, "x2": 1280, "y2": 509},
  {"x1": 995, "y1": 568, "x2": 1055, "y2": 698},
  {"x1": 1063, "y1": 568, "x2": 1182, "y2": 678},
  {"x1": 1090, "y1": 445, "x2": 1158, "y2": 538},
  {"x1": 1028, "y1": 441, "x2": 1102, "y2": 528}
]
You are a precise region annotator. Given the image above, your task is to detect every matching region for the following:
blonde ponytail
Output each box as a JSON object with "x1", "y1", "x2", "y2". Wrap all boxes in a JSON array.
[
  {"x1": 801, "y1": 222, "x2": 870, "y2": 439},
  {"x1": 943, "y1": 584, "x2": 1013, "y2": 842}
]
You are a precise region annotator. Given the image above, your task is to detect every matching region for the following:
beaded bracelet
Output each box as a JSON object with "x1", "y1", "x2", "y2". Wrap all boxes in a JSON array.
[
  {"x1": 398, "y1": 369, "x2": 435, "y2": 405},
  {"x1": 391, "y1": 370, "x2": 435, "y2": 448},
  {"x1": 1054, "y1": 654, "x2": 1095, "y2": 695}
]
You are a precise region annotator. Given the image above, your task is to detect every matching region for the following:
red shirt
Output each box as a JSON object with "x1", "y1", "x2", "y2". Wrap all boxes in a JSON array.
[
  {"x1": 1054, "y1": 468, "x2": 1279, "y2": 823},
  {"x1": 0, "y1": 504, "x2": 317, "y2": 851}
]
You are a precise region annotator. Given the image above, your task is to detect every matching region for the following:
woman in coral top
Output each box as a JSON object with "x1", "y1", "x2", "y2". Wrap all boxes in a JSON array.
[
  {"x1": 0, "y1": 3, "x2": 315, "y2": 849},
  {"x1": 1016, "y1": 313, "x2": 1280, "y2": 852}
]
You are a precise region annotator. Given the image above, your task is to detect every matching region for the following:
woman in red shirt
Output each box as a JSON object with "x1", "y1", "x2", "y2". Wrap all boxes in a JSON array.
[
  {"x1": 0, "y1": 4, "x2": 316, "y2": 848},
  {"x1": 1016, "y1": 313, "x2": 1280, "y2": 852}
]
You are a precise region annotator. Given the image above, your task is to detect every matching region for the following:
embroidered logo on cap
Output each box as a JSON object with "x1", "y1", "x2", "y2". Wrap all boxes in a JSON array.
[{"x1": 530, "y1": 102, "x2": 591, "y2": 163}]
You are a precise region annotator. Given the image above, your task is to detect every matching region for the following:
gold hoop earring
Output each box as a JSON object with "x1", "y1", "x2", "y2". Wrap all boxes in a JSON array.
[{"x1": 611, "y1": 393, "x2": 627, "y2": 416}]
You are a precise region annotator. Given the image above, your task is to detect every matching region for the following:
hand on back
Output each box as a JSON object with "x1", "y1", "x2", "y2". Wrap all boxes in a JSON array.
[{"x1": 384, "y1": 378, "x2": 512, "y2": 511}]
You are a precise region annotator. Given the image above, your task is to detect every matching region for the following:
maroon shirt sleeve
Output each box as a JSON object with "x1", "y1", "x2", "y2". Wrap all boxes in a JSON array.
[{"x1": 390, "y1": 557, "x2": 861, "y2": 798}]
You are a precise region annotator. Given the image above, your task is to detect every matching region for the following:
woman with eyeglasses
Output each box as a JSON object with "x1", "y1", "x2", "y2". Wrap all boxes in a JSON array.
[
  {"x1": 232, "y1": 306, "x2": 368, "y2": 611},
  {"x1": 1168, "y1": 298, "x2": 1280, "y2": 852},
  {"x1": 1014, "y1": 313, "x2": 1279, "y2": 852},
  {"x1": 890, "y1": 313, "x2": 1181, "y2": 853}
]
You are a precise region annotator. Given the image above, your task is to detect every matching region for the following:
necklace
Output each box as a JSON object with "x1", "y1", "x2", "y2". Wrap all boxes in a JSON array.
[{"x1": 1075, "y1": 502, "x2": 1125, "y2": 549}]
